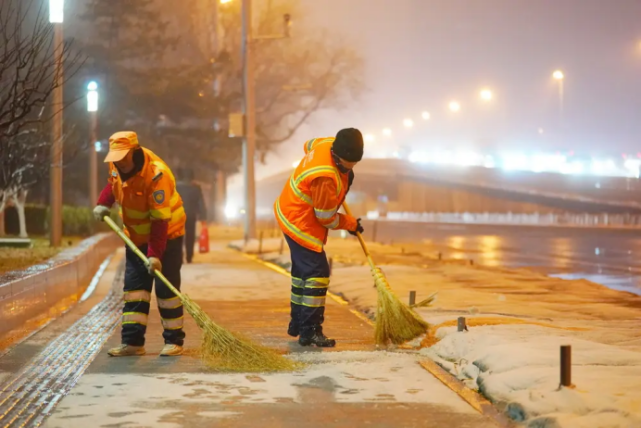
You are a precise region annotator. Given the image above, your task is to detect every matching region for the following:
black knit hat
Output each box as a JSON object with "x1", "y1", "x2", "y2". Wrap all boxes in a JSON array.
[{"x1": 332, "y1": 128, "x2": 364, "y2": 162}]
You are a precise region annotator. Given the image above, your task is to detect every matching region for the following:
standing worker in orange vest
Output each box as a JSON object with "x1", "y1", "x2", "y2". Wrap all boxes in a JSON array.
[
  {"x1": 93, "y1": 131, "x2": 187, "y2": 357},
  {"x1": 275, "y1": 128, "x2": 365, "y2": 347}
]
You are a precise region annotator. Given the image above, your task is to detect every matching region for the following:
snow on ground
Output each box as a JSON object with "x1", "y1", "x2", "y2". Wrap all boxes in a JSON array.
[{"x1": 232, "y1": 236, "x2": 641, "y2": 427}]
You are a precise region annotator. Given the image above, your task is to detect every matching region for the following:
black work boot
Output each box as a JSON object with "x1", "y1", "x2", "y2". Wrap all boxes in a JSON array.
[
  {"x1": 298, "y1": 326, "x2": 336, "y2": 348},
  {"x1": 287, "y1": 319, "x2": 300, "y2": 337}
]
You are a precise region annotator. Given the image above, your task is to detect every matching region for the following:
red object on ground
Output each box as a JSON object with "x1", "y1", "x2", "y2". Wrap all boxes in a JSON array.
[{"x1": 198, "y1": 222, "x2": 209, "y2": 253}]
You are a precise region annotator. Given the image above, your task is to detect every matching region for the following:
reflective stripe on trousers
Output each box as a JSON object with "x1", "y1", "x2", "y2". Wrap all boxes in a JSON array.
[{"x1": 161, "y1": 317, "x2": 184, "y2": 330}]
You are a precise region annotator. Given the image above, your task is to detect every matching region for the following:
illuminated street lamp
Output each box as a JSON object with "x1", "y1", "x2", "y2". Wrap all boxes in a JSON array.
[
  {"x1": 382, "y1": 128, "x2": 392, "y2": 136},
  {"x1": 49, "y1": 0, "x2": 64, "y2": 247},
  {"x1": 87, "y1": 81, "x2": 99, "y2": 207},
  {"x1": 421, "y1": 111, "x2": 431, "y2": 120},
  {"x1": 403, "y1": 118, "x2": 414, "y2": 128},
  {"x1": 552, "y1": 70, "x2": 565, "y2": 124},
  {"x1": 480, "y1": 89, "x2": 493, "y2": 101},
  {"x1": 364, "y1": 134, "x2": 375, "y2": 143},
  {"x1": 449, "y1": 100, "x2": 461, "y2": 113}
]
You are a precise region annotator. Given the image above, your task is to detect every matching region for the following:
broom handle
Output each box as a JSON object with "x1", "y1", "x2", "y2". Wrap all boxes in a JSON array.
[
  {"x1": 342, "y1": 202, "x2": 377, "y2": 270},
  {"x1": 104, "y1": 216, "x2": 181, "y2": 297}
]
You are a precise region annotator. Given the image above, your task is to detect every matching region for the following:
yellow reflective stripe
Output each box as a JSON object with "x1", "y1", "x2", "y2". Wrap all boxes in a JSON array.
[
  {"x1": 306, "y1": 138, "x2": 317, "y2": 152},
  {"x1": 314, "y1": 207, "x2": 337, "y2": 219},
  {"x1": 170, "y1": 192, "x2": 180, "y2": 205},
  {"x1": 124, "y1": 290, "x2": 151, "y2": 302},
  {"x1": 276, "y1": 200, "x2": 323, "y2": 249},
  {"x1": 125, "y1": 207, "x2": 149, "y2": 220},
  {"x1": 289, "y1": 175, "x2": 312, "y2": 205},
  {"x1": 122, "y1": 312, "x2": 148, "y2": 325},
  {"x1": 161, "y1": 317, "x2": 183, "y2": 330},
  {"x1": 291, "y1": 277, "x2": 304, "y2": 289},
  {"x1": 323, "y1": 216, "x2": 339, "y2": 230},
  {"x1": 170, "y1": 206, "x2": 185, "y2": 223},
  {"x1": 158, "y1": 296, "x2": 182, "y2": 309},
  {"x1": 291, "y1": 292, "x2": 303, "y2": 305},
  {"x1": 301, "y1": 296, "x2": 326, "y2": 308},
  {"x1": 305, "y1": 278, "x2": 330, "y2": 289},
  {"x1": 294, "y1": 166, "x2": 338, "y2": 187},
  {"x1": 294, "y1": 166, "x2": 342, "y2": 197},
  {"x1": 150, "y1": 207, "x2": 171, "y2": 220},
  {"x1": 128, "y1": 223, "x2": 151, "y2": 235}
]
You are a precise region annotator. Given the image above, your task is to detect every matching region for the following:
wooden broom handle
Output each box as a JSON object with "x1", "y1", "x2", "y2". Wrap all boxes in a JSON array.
[{"x1": 342, "y1": 202, "x2": 377, "y2": 270}]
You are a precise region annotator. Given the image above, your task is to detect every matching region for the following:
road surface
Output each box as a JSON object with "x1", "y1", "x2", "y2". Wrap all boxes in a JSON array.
[{"x1": 364, "y1": 220, "x2": 641, "y2": 295}]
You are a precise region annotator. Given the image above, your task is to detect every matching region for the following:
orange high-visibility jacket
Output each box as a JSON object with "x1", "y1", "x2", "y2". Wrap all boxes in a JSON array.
[
  {"x1": 274, "y1": 137, "x2": 355, "y2": 252},
  {"x1": 109, "y1": 148, "x2": 186, "y2": 246}
]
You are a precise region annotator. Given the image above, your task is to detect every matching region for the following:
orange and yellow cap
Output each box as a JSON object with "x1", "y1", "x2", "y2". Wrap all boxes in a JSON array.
[{"x1": 104, "y1": 131, "x2": 140, "y2": 163}]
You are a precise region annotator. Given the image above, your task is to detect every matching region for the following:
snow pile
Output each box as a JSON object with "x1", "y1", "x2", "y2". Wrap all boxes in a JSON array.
[{"x1": 421, "y1": 323, "x2": 641, "y2": 427}]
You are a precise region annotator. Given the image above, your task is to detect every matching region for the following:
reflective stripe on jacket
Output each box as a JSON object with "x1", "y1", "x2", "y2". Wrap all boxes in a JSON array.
[
  {"x1": 274, "y1": 137, "x2": 351, "y2": 252},
  {"x1": 109, "y1": 148, "x2": 186, "y2": 246}
]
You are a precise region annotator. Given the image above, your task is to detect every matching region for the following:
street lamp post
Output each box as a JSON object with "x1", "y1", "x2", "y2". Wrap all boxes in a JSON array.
[
  {"x1": 241, "y1": 0, "x2": 257, "y2": 241},
  {"x1": 87, "y1": 81, "x2": 99, "y2": 207},
  {"x1": 240, "y1": 0, "x2": 291, "y2": 240},
  {"x1": 49, "y1": 0, "x2": 64, "y2": 247},
  {"x1": 553, "y1": 70, "x2": 564, "y2": 123}
]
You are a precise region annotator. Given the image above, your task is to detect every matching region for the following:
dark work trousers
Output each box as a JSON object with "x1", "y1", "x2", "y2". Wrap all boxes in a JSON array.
[
  {"x1": 122, "y1": 236, "x2": 185, "y2": 347},
  {"x1": 184, "y1": 216, "x2": 197, "y2": 263},
  {"x1": 284, "y1": 234, "x2": 330, "y2": 338}
]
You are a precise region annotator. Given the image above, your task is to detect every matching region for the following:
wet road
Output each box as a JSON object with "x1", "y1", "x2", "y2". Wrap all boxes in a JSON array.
[{"x1": 363, "y1": 221, "x2": 641, "y2": 295}]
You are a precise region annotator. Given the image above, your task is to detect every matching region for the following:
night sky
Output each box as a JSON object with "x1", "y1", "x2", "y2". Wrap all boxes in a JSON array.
[{"x1": 65, "y1": 0, "x2": 641, "y2": 179}]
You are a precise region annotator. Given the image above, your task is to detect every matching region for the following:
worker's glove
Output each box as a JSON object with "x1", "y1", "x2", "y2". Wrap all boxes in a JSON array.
[
  {"x1": 147, "y1": 257, "x2": 162, "y2": 275},
  {"x1": 348, "y1": 218, "x2": 364, "y2": 236},
  {"x1": 93, "y1": 205, "x2": 110, "y2": 222}
]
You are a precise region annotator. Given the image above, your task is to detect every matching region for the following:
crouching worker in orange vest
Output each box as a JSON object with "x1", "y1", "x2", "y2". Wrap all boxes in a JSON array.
[
  {"x1": 93, "y1": 131, "x2": 187, "y2": 357},
  {"x1": 274, "y1": 128, "x2": 365, "y2": 347}
]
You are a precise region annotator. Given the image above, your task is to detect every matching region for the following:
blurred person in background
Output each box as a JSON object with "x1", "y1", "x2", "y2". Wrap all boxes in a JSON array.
[{"x1": 175, "y1": 168, "x2": 207, "y2": 264}]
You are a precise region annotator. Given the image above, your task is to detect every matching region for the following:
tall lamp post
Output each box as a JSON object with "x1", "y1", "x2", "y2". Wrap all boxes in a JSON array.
[
  {"x1": 241, "y1": 0, "x2": 257, "y2": 241},
  {"x1": 240, "y1": 0, "x2": 291, "y2": 240},
  {"x1": 553, "y1": 70, "x2": 564, "y2": 123},
  {"x1": 49, "y1": 0, "x2": 64, "y2": 247},
  {"x1": 87, "y1": 81, "x2": 99, "y2": 206}
]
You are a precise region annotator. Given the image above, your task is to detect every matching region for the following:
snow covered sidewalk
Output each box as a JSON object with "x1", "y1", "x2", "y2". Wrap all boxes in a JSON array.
[{"x1": 231, "y1": 237, "x2": 641, "y2": 428}]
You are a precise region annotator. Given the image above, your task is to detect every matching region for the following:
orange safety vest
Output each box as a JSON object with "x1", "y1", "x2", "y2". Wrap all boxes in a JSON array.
[
  {"x1": 274, "y1": 137, "x2": 349, "y2": 252},
  {"x1": 109, "y1": 148, "x2": 186, "y2": 247}
]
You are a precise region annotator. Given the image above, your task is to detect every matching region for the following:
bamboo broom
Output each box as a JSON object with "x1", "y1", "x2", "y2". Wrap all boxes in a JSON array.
[
  {"x1": 342, "y1": 203, "x2": 429, "y2": 345},
  {"x1": 104, "y1": 216, "x2": 298, "y2": 372}
]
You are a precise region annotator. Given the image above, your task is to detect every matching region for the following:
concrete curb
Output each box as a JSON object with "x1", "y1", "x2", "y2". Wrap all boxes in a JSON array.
[{"x1": 238, "y1": 248, "x2": 514, "y2": 427}]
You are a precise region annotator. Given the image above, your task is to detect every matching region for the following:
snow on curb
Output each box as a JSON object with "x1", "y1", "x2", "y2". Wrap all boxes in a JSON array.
[{"x1": 421, "y1": 323, "x2": 641, "y2": 427}]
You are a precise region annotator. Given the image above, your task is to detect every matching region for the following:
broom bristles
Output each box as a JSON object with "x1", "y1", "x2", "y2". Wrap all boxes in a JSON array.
[
  {"x1": 180, "y1": 294, "x2": 300, "y2": 372},
  {"x1": 372, "y1": 270, "x2": 429, "y2": 345}
]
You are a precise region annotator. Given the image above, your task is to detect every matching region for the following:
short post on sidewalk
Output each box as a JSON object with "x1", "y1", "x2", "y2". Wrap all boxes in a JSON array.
[
  {"x1": 560, "y1": 345, "x2": 572, "y2": 388},
  {"x1": 328, "y1": 257, "x2": 333, "y2": 277},
  {"x1": 279, "y1": 238, "x2": 284, "y2": 255},
  {"x1": 258, "y1": 230, "x2": 264, "y2": 255},
  {"x1": 457, "y1": 317, "x2": 467, "y2": 332},
  {"x1": 409, "y1": 290, "x2": 416, "y2": 306}
]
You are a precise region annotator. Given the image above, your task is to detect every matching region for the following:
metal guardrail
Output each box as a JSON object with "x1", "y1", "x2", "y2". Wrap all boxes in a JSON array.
[
  {"x1": 371, "y1": 212, "x2": 641, "y2": 228},
  {"x1": 0, "y1": 233, "x2": 121, "y2": 341}
]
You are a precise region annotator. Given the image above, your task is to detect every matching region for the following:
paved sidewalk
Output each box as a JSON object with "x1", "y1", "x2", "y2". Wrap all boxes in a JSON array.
[{"x1": 42, "y1": 243, "x2": 496, "y2": 428}]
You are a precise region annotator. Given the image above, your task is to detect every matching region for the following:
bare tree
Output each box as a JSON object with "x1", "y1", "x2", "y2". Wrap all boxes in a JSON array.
[{"x1": 0, "y1": 0, "x2": 83, "y2": 236}]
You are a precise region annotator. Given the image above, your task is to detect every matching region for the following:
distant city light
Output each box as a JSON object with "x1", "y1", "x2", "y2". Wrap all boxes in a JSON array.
[
  {"x1": 95, "y1": 141, "x2": 102, "y2": 152},
  {"x1": 421, "y1": 111, "x2": 431, "y2": 120},
  {"x1": 382, "y1": 128, "x2": 392, "y2": 136},
  {"x1": 403, "y1": 119, "x2": 414, "y2": 128},
  {"x1": 220, "y1": 0, "x2": 233, "y2": 4},
  {"x1": 553, "y1": 70, "x2": 565, "y2": 80},
  {"x1": 448, "y1": 101, "x2": 461, "y2": 112},
  {"x1": 480, "y1": 89, "x2": 493, "y2": 101},
  {"x1": 364, "y1": 134, "x2": 376, "y2": 143}
]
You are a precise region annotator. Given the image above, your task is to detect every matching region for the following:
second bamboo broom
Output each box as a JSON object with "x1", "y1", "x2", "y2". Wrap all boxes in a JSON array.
[
  {"x1": 342, "y1": 203, "x2": 429, "y2": 345},
  {"x1": 104, "y1": 217, "x2": 298, "y2": 372}
]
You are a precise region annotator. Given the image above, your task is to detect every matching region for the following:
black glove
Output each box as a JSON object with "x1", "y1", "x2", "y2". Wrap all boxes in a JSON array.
[{"x1": 348, "y1": 218, "x2": 364, "y2": 236}]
